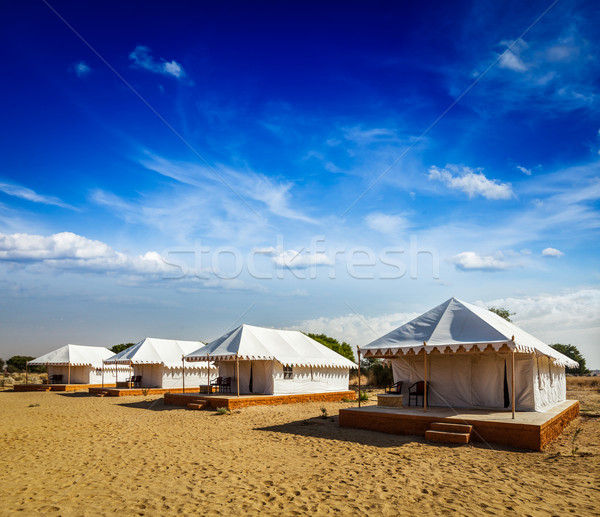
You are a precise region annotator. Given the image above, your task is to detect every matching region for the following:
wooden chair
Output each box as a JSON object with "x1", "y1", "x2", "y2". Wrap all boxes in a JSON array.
[
  {"x1": 386, "y1": 380, "x2": 403, "y2": 394},
  {"x1": 131, "y1": 375, "x2": 142, "y2": 388},
  {"x1": 210, "y1": 376, "x2": 222, "y2": 389},
  {"x1": 220, "y1": 377, "x2": 232, "y2": 393},
  {"x1": 408, "y1": 381, "x2": 427, "y2": 406},
  {"x1": 49, "y1": 374, "x2": 63, "y2": 384}
]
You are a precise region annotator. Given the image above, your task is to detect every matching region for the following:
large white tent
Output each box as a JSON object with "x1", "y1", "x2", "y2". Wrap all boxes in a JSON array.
[
  {"x1": 185, "y1": 324, "x2": 356, "y2": 395},
  {"x1": 361, "y1": 298, "x2": 578, "y2": 412},
  {"x1": 104, "y1": 337, "x2": 215, "y2": 389},
  {"x1": 28, "y1": 344, "x2": 123, "y2": 385}
]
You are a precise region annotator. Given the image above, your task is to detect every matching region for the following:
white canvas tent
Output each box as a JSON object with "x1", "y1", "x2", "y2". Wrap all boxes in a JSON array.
[
  {"x1": 185, "y1": 324, "x2": 356, "y2": 395},
  {"x1": 28, "y1": 344, "x2": 123, "y2": 385},
  {"x1": 104, "y1": 338, "x2": 215, "y2": 388},
  {"x1": 360, "y1": 298, "x2": 578, "y2": 412}
]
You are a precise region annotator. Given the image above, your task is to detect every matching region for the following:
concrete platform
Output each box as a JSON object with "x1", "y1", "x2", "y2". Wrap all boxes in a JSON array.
[
  {"x1": 164, "y1": 391, "x2": 356, "y2": 410},
  {"x1": 88, "y1": 386, "x2": 201, "y2": 397},
  {"x1": 338, "y1": 400, "x2": 579, "y2": 451},
  {"x1": 14, "y1": 383, "x2": 116, "y2": 392}
]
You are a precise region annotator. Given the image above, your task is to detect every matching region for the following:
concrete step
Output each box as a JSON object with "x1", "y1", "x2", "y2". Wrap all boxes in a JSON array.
[
  {"x1": 430, "y1": 422, "x2": 473, "y2": 434},
  {"x1": 425, "y1": 429, "x2": 470, "y2": 444}
]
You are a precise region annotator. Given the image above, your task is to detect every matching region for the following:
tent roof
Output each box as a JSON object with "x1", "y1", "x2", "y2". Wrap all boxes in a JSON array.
[
  {"x1": 185, "y1": 324, "x2": 357, "y2": 369},
  {"x1": 360, "y1": 297, "x2": 578, "y2": 368},
  {"x1": 28, "y1": 344, "x2": 114, "y2": 366},
  {"x1": 105, "y1": 338, "x2": 211, "y2": 369}
]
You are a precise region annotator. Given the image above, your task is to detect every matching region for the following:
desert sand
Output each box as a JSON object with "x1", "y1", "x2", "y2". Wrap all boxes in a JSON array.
[{"x1": 0, "y1": 384, "x2": 598, "y2": 516}]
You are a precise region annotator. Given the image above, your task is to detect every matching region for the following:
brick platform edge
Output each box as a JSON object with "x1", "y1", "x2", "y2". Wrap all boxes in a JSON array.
[
  {"x1": 338, "y1": 400, "x2": 579, "y2": 451},
  {"x1": 88, "y1": 386, "x2": 203, "y2": 397},
  {"x1": 164, "y1": 391, "x2": 357, "y2": 410},
  {"x1": 14, "y1": 383, "x2": 117, "y2": 392}
]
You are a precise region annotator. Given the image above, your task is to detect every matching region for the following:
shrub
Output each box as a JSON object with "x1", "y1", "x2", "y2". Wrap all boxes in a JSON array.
[
  {"x1": 359, "y1": 391, "x2": 369, "y2": 402},
  {"x1": 216, "y1": 407, "x2": 230, "y2": 415}
]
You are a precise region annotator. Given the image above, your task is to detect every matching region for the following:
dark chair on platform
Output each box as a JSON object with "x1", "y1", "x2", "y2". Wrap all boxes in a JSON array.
[
  {"x1": 131, "y1": 375, "x2": 142, "y2": 388},
  {"x1": 220, "y1": 377, "x2": 232, "y2": 393},
  {"x1": 49, "y1": 374, "x2": 63, "y2": 384},
  {"x1": 408, "y1": 381, "x2": 428, "y2": 407},
  {"x1": 209, "y1": 376, "x2": 222, "y2": 391},
  {"x1": 386, "y1": 380, "x2": 403, "y2": 394}
]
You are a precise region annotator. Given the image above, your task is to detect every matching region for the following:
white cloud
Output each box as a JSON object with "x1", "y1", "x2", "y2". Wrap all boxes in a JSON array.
[
  {"x1": 428, "y1": 165, "x2": 514, "y2": 200},
  {"x1": 129, "y1": 46, "x2": 186, "y2": 79},
  {"x1": 256, "y1": 246, "x2": 332, "y2": 269},
  {"x1": 478, "y1": 289, "x2": 600, "y2": 367},
  {"x1": 74, "y1": 61, "x2": 90, "y2": 78},
  {"x1": 498, "y1": 49, "x2": 528, "y2": 72},
  {"x1": 0, "y1": 232, "x2": 171, "y2": 275},
  {"x1": 516, "y1": 165, "x2": 532, "y2": 175},
  {"x1": 0, "y1": 182, "x2": 75, "y2": 209},
  {"x1": 450, "y1": 251, "x2": 513, "y2": 271},
  {"x1": 287, "y1": 311, "x2": 420, "y2": 348},
  {"x1": 542, "y1": 247, "x2": 564, "y2": 258},
  {"x1": 365, "y1": 212, "x2": 408, "y2": 235}
]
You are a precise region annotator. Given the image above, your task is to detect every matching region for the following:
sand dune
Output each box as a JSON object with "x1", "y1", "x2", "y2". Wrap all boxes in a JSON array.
[{"x1": 0, "y1": 388, "x2": 598, "y2": 516}]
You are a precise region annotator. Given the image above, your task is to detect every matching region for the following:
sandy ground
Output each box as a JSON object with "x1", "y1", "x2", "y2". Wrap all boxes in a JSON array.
[{"x1": 0, "y1": 386, "x2": 598, "y2": 516}]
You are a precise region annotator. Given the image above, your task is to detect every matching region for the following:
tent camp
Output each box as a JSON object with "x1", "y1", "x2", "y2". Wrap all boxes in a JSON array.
[
  {"x1": 360, "y1": 298, "x2": 578, "y2": 412},
  {"x1": 104, "y1": 337, "x2": 215, "y2": 389},
  {"x1": 28, "y1": 344, "x2": 122, "y2": 385},
  {"x1": 185, "y1": 324, "x2": 356, "y2": 395}
]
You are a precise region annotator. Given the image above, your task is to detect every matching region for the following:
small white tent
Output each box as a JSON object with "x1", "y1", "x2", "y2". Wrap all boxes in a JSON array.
[
  {"x1": 28, "y1": 344, "x2": 122, "y2": 385},
  {"x1": 361, "y1": 298, "x2": 578, "y2": 412},
  {"x1": 104, "y1": 338, "x2": 215, "y2": 389},
  {"x1": 185, "y1": 324, "x2": 356, "y2": 395}
]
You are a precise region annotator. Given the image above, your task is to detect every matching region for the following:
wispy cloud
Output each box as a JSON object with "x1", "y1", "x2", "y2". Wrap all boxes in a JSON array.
[
  {"x1": 516, "y1": 165, "x2": 532, "y2": 175},
  {"x1": 139, "y1": 153, "x2": 317, "y2": 224},
  {"x1": 0, "y1": 182, "x2": 75, "y2": 209},
  {"x1": 428, "y1": 165, "x2": 514, "y2": 200},
  {"x1": 129, "y1": 45, "x2": 187, "y2": 79}
]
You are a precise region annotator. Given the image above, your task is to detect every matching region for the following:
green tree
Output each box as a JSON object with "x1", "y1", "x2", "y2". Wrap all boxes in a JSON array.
[
  {"x1": 7, "y1": 356, "x2": 35, "y2": 372},
  {"x1": 305, "y1": 333, "x2": 355, "y2": 363},
  {"x1": 488, "y1": 307, "x2": 515, "y2": 322},
  {"x1": 110, "y1": 343, "x2": 136, "y2": 354},
  {"x1": 550, "y1": 344, "x2": 589, "y2": 375},
  {"x1": 0, "y1": 358, "x2": 4, "y2": 371}
]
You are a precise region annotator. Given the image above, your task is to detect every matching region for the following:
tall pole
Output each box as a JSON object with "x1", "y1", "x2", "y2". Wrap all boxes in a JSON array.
[
  {"x1": 236, "y1": 355, "x2": 240, "y2": 397},
  {"x1": 182, "y1": 355, "x2": 185, "y2": 392},
  {"x1": 68, "y1": 363, "x2": 71, "y2": 385},
  {"x1": 357, "y1": 347, "x2": 361, "y2": 408},
  {"x1": 26, "y1": 363, "x2": 29, "y2": 385},
  {"x1": 423, "y1": 343, "x2": 428, "y2": 413},
  {"x1": 101, "y1": 360, "x2": 105, "y2": 388},
  {"x1": 46, "y1": 362, "x2": 49, "y2": 385},
  {"x1": 206, "y1": 352, "x2": 210, "y2": 393},
  {"x1": 511, "y1": 348, "x2": 516, "y2": 420}
]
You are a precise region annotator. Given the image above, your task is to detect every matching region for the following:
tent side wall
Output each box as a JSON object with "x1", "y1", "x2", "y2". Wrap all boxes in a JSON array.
[
  {"x1": 390, "y1": 353, "x2": 543, "y2": 411},
  {"x1": 272, "y1": 364, "x2": 349, "y2": 395},
  {"x1": 215, "y1": 361, "x2": 349, "y2": 395},
  {"x1": 217, "y1": 361, "x2": 275, "y2": 395},
  {"x1": 532, "y1": 355, "x2": 567, "y2": 411},
  {"x1": 132, "y1": 364, "x2": 216, "y2": 388}
]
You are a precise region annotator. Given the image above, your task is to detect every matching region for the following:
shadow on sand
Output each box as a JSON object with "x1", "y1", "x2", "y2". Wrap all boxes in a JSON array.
[{"x1": 255, "y1": 415, "x2": 521, "y2": 452}]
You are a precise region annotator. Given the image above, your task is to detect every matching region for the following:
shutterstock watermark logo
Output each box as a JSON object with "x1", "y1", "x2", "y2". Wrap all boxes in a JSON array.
[{"x1": 161, "y1": 235, "x2": 439, "y2": 281}]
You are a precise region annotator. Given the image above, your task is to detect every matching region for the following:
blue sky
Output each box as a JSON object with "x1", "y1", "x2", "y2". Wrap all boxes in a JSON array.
[{"x1": 1, "y1": 1, "x2": 599, "y2": 367}]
